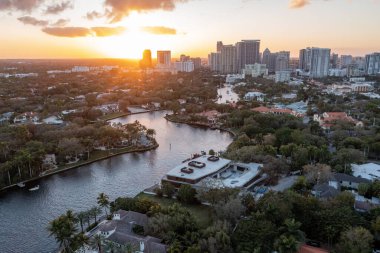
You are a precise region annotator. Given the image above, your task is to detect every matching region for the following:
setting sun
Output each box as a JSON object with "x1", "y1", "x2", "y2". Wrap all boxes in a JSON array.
[{"x1": 93, "y1": 28, "x2": 174, "y2": 59}]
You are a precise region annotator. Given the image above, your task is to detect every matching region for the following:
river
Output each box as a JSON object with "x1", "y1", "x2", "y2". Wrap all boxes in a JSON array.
[{"x1": 0, "y1": 111, "x2": 233, "y2": 253}]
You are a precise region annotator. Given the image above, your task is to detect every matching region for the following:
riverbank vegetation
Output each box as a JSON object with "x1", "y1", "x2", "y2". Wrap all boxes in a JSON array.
[
  {"x1": 0, "y1": 120, "x2": 157, "y2": 189},
  {"x1": 49, "y1": 186, "x2": 380, "y2": 253}
]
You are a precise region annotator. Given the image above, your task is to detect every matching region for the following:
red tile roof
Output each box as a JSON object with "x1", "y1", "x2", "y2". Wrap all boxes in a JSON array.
[{"x1": 298, "y1": 245, "x2": 329, "y2": 253}]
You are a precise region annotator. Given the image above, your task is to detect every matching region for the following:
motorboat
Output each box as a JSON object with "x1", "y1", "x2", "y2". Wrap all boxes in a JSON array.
[
  {"x1": 29, "y1": 185, "x2": 40, "y2": 191},
  {"x1": 17, "y1": 182, "x2": 25, "y2": 188}
]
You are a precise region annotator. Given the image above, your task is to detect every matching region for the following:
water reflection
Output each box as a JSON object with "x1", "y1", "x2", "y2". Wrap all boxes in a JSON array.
[{"x1": 0, "y1": 111, "x2": 232, "y2": 253}]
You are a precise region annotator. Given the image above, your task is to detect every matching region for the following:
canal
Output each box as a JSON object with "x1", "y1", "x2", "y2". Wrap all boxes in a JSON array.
[{"x1": 0, "y1": 111, "x2": 233, "y2": 253}]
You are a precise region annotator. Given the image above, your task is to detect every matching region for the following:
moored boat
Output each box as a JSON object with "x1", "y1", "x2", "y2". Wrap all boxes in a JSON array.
[{"x1": 28, "y1": 185, "x2": 40, "y2": 191}]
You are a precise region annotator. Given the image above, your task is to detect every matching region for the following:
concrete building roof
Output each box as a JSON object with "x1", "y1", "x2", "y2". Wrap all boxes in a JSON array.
[
  {"x1": 352, "y1": 163, "x2": 380, "y2": 181},
  {"x1": 166, "y1": 155, "x2": 231, "y2": 181}
]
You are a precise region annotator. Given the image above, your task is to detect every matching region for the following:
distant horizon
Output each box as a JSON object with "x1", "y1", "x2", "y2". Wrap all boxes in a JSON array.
[{"x1": 0, "y1": 0, "x2": 379, "y2": 59}]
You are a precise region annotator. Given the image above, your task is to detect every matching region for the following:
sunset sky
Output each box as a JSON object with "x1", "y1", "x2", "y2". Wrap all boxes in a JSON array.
[{"x1": 0, "y1": 0, "x2": 379, "y2": 59}]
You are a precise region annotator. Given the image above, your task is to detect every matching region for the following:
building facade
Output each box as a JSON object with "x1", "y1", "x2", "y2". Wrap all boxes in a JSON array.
[
  {"x1": 157, "y1": 50, "x2": 171, "y2": 68},
  {"x1": 221, "y1": 45, "x2": 237, "y2": 74},
  {"x1": 365, "y1": 52, "x2": 380, "y2": 75},
  {"x1": 235, "y1": 40, "x2": 261, "y2": 72},
  {"x1": 309, "y1": 47, "x2": 331, "y2": 78}
]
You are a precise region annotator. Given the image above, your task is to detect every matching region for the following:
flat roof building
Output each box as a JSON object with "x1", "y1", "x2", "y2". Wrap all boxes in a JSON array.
[{"x1": 163, "y1": 155, "x2": 232, "y2": 186}]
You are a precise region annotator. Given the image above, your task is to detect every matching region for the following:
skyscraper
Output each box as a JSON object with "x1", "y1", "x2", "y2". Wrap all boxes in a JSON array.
[
  {"x1": 262, "y1": 48, "x2": 271, "y2": 67},
  {"x1": 330, "y1": 53, "x2": 339, "y2": 69},
  {"x1": 340, "y1": 55, "x2": 353, "y2": 68},
  {"x1": 275, "y1": 51, "x2": 290, "y2": 72},
  {"x1": 236, "y1": 40, "x2": 260, "y2": 72},
  {"x1": 208, "y1": 52, "x2": 221, "y2": 72},
  {"x1": 217, "y1": 41, "x2": 223, "y2": 52},
  {"x1": 157, "y1": 51, "x2": 171, "y2": 68},
  {"x1": 309, "y1": 47, "x2": 331, "y2": 78},
  {"x1": 299, "y1": 48, "x2": 311, "y2": 71},
  {"x1": 365, "y1": 52, "x2": 380, "y2": 75},
  {"x1": 221, "y1": 45, "x2": 237, "y2": 74},
  {"x1": 140, "y1": 49, "x2": 152, "y2": 68},
  {"x1": 191, "y1": 57, "x2": 202, "y2": 69}
]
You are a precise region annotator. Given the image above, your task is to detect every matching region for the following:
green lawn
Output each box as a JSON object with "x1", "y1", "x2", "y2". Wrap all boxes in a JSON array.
[{"x1": 135, "y1": 192, "x2": 214, "y2": 228}]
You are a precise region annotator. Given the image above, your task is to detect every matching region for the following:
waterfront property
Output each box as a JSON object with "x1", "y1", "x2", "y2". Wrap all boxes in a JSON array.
[
  {"x1": 162, "y1": 155, "x2": 263, "y2": 189},
  {"x1": 85, "y1": 210, "x2": 167, "y2": 253},
  {"x1": 162, "y1": 155, "x2": 232, "y2": 186}
]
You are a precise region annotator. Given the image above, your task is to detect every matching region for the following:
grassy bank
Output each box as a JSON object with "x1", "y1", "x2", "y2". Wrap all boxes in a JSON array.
[{"x1": 135, "y1": 192, "x2": 214, "y2": 228}]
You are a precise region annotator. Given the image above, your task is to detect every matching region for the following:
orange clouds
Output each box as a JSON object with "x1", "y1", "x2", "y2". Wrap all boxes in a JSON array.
[
  {"x1": 104, "y1": 0, "x2": 189, "y2": 23},
  {"x1": 142, "y1": 26, "x2": 177, "y2": 35},
  {"x1": 289, "y1": 0, "x2": 310, "y2": 8},
  {"x1": 42, "y1": 26, "x2": 126, "y2": 37}
]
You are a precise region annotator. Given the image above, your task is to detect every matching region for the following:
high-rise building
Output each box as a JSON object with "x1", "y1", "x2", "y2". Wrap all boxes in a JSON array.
[
  {"x1": 221, "y1": 45, "x2": 237, "y2": 74},
  {"x1": 331, "y1": 53, "x2": 339, "y2": 69},
  {"x1": 263, "y1": 49, "x2": 289, "y2": 73},
  {"x1": 299, "y1": 48, "x2": 311, "y2": 71},
  {"x1": 140, "y1": 49, "x2": 152, "y2": 68},
  {"x1": 236, "y1": 40, "x2": 260, "y2": 72},
  {"x1": 309, "y1": 47, "x2": 331, "y2": 78},
  {"x1": 275, "y1": 51, "x2": 290, "y2": 72},
  {"x1": 217, "y1": 41, "x2": 223, "y2": 52},
  {"x1": 208, "y1": 52, "x2": 221, "y2": 72},
  {"x1": 180, "y1": 54, "x2": 190, "y2": 62},
  {"x1": 190, "y1": 57, "x2": 202, "y2": 69},
  {"x1": 340, "y1": 55, "x2": 353, "y2": 68},
  {"x1": 262, "y1": 48, "x2": 271, "y2": 67},
  {"x1": 157, "y1": 51, "x2": 171, "y2": 68},
  {"x1": 365, "y1": 53, "x2": 380, "y2": 75},
  {"x1": 175, "y1": 61, "x2": 194, "y2": 72}
]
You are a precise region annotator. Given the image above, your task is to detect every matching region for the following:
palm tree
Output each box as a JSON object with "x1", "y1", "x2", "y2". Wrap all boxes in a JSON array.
[
  {"x1": 76, "y1": 211, "x2": 87, "y2": 233},
  {"x1": 0, "y1": 161, "x2": 13, "y2": 185},
  {"x1": 97, "y1": 193, "x2": 110, "y2": 216},
  {"x1": 104, "y1": 241, "x2": 117, "y2": 253},
  {"x1": 74, "y1": 233, "x2": 89, "y2": 252},
  {"x1": 47, "y1": 213, "x2": 78, "y2": 253},
  {"x1": 146, "y1": 129, "x2": 156, "y2": 139},
  {"x1": 91, "y1": 234, "x2": 104, "y2": 253},
  {"x1": 90, "y1": 206, "x2": 102, "y2": 223}
]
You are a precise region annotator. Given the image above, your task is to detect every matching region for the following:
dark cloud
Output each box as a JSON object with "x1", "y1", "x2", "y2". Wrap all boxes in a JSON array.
[
  {"x1": 142, "y1": 26, "x2": 177, "y2": 35},
  {"x1": 42, "y1": 27, "x2": 92, "y2": 37},
  {"x1": 289, "y1": 0, "x2": 310, "y2": 8},
  {"x1": 104, "y1": 0, "x2": 189, "y2": 23},
  {"x1": 42, "y1": 26, "x2": 126, "y2": 37},
  {"x1": 51, "y1": 18, "x2": 70, "y2": 27},
  {"x1": 86, "y1": 10, "x2": 104, "y2": 20},
  {"x1": 44, "y1": 1, "x2": 72, "y2": 14},
  {"x1": 17, "y1": 15, "x2": 48, "y2": 26},
  {"x1": 0, "y1": 0, "x2": 44, "y2": 12},
  {"x1": 91, "y1": 26, "x2": 126, "y2": 36}
]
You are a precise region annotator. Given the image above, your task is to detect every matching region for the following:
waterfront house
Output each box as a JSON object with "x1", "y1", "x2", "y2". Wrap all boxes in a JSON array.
[
  {"x1": 92, "y1": 210, "x2": 166, "y2": 253},
  {"x1": 163, "y1": 155, "x2": 264, "y2": 190}
]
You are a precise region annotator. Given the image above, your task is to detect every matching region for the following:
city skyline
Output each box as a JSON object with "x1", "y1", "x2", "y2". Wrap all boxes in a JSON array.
[{"x1": 0, "y1": 0, "x2": 380, "y2": 59}]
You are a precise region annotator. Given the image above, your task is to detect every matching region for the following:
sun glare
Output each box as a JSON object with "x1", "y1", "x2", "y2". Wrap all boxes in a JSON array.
[{"x1": 93, "y1": 26, "x2": 172, "y2": 59}]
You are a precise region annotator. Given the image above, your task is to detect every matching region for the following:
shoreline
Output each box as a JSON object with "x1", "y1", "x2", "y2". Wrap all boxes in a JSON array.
[
  {"x1": 101, "y1": 109, "x2": 165, "y2": 121},
  {"x1": 164, "y1": 115, "x2": 237, "y2": 138},
  {"x1": 0, "y1": 143, "x2": 159, "y2": 193}
]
